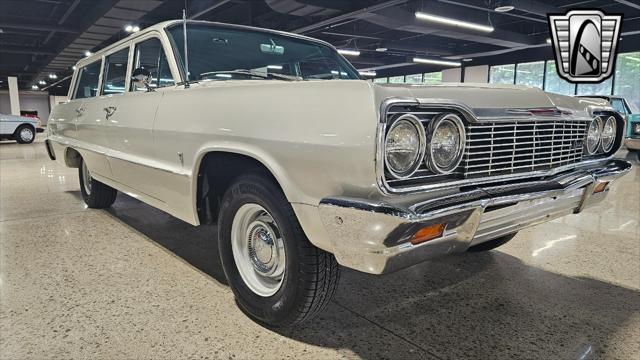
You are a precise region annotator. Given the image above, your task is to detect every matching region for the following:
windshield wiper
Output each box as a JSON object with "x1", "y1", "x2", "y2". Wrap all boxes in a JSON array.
[{"x1": 199, "y1": 69, "x2": 299, "y2": 81}]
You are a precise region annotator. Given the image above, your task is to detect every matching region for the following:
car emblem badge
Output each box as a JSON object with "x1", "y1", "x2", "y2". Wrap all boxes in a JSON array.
[{"x1": 548, "y1": 9, "x2": 622, "y2": 83}]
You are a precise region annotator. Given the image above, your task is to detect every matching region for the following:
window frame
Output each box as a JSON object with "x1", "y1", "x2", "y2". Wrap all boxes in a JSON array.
[
  {"x1": 129, "y1": 33, "x2": 177, "y2": 92},
  {"x1": 70, "y1": 59, "x2": 104, "y2": 101},
  {"x1": 100, "y1": 45, "x2": 132, "y2": 97}
]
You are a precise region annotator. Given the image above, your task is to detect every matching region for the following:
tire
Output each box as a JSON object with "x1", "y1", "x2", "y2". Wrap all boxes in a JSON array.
[
  {"x1": 14, "y1": 125, "x2": 35, "y2": 144},
  {"x1": 218, "y1": 171, "x2": 340, "y2": 327},
  {"x1": 79, "y1": 158, "x2": 117, "y2": 208},
  {"x1": 467, "y1": 232, "x2": 518, "y2": 252}
]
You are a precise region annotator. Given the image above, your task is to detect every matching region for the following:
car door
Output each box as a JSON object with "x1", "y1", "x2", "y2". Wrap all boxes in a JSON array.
[
  {"x1": 105, "y1": 34, "x2": 177, "y2": 196},
  {"x1": 68, "y1": 59, "x2": 115, "y2": 178},
  {"x1": 0, "y1": 114, "x2": 16, "y2": 134}
]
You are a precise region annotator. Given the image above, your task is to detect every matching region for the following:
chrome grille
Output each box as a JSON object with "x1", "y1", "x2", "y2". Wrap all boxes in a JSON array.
[{"x1": 464, "y1": 121, "x2": 589, "y2": 178}]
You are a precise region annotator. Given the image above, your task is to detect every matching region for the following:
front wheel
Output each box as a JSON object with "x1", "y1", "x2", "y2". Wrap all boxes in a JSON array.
[
  {"x1": 79, "y1": 159, "x2": 117, "y2": 208},
  {"x1": 218, "y1": 172, "x2": 340, "y2": 327},
  {"x1": 14, "y1": 125, "x2": 35, "y2": 144}
]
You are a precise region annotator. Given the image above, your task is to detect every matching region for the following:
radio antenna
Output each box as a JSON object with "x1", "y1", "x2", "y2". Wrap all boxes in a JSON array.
[{"x1": 182, "y1": 9, "x2": 190, "y2": 88}]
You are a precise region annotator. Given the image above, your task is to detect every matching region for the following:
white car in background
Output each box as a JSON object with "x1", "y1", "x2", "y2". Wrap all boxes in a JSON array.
[{"x1": 0, "y1": 113, "x2": 43, "y2": 144}]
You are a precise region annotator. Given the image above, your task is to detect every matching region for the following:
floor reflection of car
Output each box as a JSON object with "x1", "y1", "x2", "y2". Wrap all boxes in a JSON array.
[
  {"x1": 0, "y1": 113, "x2": 43, "y2": 144},
  {"x1": 578, "y1": 95, "x2": 640, "y2": 159}
]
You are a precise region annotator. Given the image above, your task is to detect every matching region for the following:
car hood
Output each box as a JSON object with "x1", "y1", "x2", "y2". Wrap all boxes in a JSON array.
[{"x1": 372, "y1": 83, "x2": 610, "y2": 120}]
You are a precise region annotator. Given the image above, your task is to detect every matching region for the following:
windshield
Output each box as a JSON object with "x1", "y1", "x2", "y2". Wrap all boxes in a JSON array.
[{"x1": 166, "y1": 23, "x2": 360, "y2": 82}]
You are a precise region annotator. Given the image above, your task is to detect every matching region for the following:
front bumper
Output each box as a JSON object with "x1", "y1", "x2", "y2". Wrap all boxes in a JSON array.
[
  {"x1": 625, "y1": 137, "x2": 640, "y2": 150},
  {"x1": 319, "y1": 159, "x2": 632, "y2": 274}
]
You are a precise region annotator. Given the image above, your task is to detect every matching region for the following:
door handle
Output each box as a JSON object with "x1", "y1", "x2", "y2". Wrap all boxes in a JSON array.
[
  {"x1": 75, "y1": 107, "x2": 85, "y2": 116},
  {"x1": 104, "y1": 106, "x2": 117, "y2": 119}
]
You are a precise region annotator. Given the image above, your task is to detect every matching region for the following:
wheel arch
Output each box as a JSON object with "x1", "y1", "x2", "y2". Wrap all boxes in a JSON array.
[
  {"x1": 193, "y1": 150, "x2": 292, "y2": 225},
  {"x1": 64, "y1": 147, "x2": 82, "y2": 168}
]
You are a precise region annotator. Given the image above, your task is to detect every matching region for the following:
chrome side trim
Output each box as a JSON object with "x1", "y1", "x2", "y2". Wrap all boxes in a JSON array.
[
  {"x1": 376, "y1": 97, "x2": 623, "y2": 195},
  {"x1": 47, "y1": 137, "x2": 190, "y2": 177}
]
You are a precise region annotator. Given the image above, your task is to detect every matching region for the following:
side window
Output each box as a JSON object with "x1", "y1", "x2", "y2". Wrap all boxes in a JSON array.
[
  {"x1": 102, "y1": 48, "x2": 129, "y2": 95},
  {"x1": 73, "y1": 61, "x2": 102, "y2": 99},
  {"x1": 610, "y1": 99, "x2": 627, "y2": 115},
  {"x1": 131, "y1": 38, "x2": 174, "y2": 91}
]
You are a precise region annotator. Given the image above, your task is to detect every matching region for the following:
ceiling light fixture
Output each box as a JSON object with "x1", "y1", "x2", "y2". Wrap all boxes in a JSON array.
[
  {"x1": 462, "y1": 58, "x2": 473, "y2": 62},
  {"x1": 132, "y1": 26, "x2": 140, "y2": 32},
  {"x1": 415, "y1": 12, "x2": 494, "y2": 32},
  {"x1": 413, "y1": 57, "x2": 461, "y2": 67},
  {"x1": 38, "y1": 80, "x2": 46, "y2": 85},
  {"x1": 546, "y1": 38, "x2": 552, "y2": 44},
  {"x1": 267, "y1": 65, "x2": 283, "y2": 70},
  {"x1": 72, "y1": 66, "x2": 77, "y2": 70},
  {"x1": 48, "y1": 73, "x2": 57, "y2": 79},
  {"x1": 375, "y1": 47, "x2": 388, "y2": 52},
  {"x1": 358, "y1": 70, "x2": 377, "y2": 77},
  {"x1": 31, "y1": 85, "x2": 39, "y2": 90},
  {"x1": 84, "y1": 50, "x2": 92, "y2": 57},
  {"x1": 494, "y1": 5, "x2": 515, "y2": 13},
  {"x1": 337, "y1": 49, "x2": 360, "y2": 56}
]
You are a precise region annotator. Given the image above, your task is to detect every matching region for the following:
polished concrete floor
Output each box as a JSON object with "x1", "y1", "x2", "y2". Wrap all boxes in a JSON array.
[{"x1": 1, "y1": 135, "x2": 638, "y2": 359}]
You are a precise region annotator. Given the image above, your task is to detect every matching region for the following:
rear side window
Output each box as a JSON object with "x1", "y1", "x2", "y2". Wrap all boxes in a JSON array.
[
  {"x1": 102, "y1": 48, "x2": 129, "y2": 95},
  {"x1": 73, "y1": 61, "x2": 102, "y2": 99},
  {"x1": 131, "y1": 38, "x2": 174, "y2": 91}
]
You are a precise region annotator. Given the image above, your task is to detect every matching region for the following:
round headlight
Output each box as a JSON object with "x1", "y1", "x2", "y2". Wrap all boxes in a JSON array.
[
  {"x1": 586, "y1": 117, "x2": 602, "y2": 154},
  {"x1": 426, "y1": 114, "x2": 465, "y2": 174},
  {"x1": 600, "y1": 116, "x2": 616, "y2": 152},
  {"x1": 384, "y1": 115, "x2": 425, "y2": 178}
]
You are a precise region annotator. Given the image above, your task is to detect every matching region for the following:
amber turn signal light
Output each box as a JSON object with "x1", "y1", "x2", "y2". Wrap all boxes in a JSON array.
[
  {"x1": 411, "y1": 223, "x2": 446, "y2": 245},
  {"x1": 593, "y1": 181, "x2": 609, "y2": 194}
]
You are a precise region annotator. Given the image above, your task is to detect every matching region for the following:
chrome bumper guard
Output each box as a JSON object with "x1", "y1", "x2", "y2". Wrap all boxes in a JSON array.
[{"x1": 319, "y1": 159, "x2": 632, "y2": 274}]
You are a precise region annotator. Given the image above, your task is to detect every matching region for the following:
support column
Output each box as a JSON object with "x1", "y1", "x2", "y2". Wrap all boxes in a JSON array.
[{"x1": 8, "y1": 77, "x2": 20, "y2": 115}]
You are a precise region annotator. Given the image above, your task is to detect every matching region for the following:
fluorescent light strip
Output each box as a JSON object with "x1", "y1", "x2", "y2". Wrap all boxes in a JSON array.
[
  {"x1": 267, "y1": 65, "x2": 283, "y2": 70},
  {"x1": 413, "y1": 57, "x2": 461, "y2": 67},
  {"x1": 415, "y1": 12, "x2": 494, "y2": 32},
  {"x1": 338, "y1": 49, "x2": 360, "y2": 56},
  {"x1": 358, "y1": 70, "x2": 377, "y2": 77}
]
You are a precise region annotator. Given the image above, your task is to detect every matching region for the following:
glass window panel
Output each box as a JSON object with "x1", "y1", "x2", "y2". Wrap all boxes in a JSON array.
[
  {"x1": 423, "y1": 72, "x2": 442, "y2": 84},
  {"x1": 544, "y1": 61, "x2": 576, "y2": 96},
  {"x1": 72, "y1": 60, "x2": 101, "y2": 99},
  {"x1": 388, "y1": 76, "x2": 404, "y2": 83},
  {"x1": 515, "y1": 61, "x2": 544, "y2": 88},
  {"x1": 102, "y1": 48, "x2": 129, "y2": 95},
  {"x1": 373, "y1": 77, "x2": 388, "y2": 83},
  {"x1": 613, "y1": 51, "x2": 640, "y2": 112},
  {"x1": 577, "y1": 78, "x2": 612, "y2": 96},
  {"x1": 131, "y1": 38, "x2": 174, "y2": 91},
  {"x1": 405, "y1": 73, "x2": 423, "y2": 83},
  {"x1": 489, "y1": 64, "x2": 515, "y2": 84}
]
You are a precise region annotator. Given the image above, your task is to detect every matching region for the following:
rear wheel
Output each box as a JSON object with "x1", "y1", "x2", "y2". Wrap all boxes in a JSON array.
[
  {"x1": 14, "y1": 125, "x2": 35, "y2": 144},
  {"x1": 79, "y1": 159, "x2": 117, "y2": 208},
  {"x1": 467, "y1": 233, "x2": 517, "y2": 252},
  {"x1": 218, "y1": 171, "x2": 340, "y2": 327}
]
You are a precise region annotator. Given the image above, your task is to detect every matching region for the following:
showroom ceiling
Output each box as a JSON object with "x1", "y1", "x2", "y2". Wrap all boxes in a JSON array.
[{"x1": 1, "y1": 0, "x2": 639, "y2": 94}]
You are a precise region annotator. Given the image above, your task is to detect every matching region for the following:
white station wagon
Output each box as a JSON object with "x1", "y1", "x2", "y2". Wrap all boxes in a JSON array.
[{"x1": 47, "y1": 20, "x2": 632, "y2": 327}]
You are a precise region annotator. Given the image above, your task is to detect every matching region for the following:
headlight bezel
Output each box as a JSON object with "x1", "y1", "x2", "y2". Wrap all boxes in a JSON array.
[
  {"x1": 384, "y1": 114, "x2": 426, "y2": 179},
  {"x1": 585, "y1": 116, "x2": 603, "y2": 155},
  {"x1": 425, "y1": 113, "x2": 466, "y2": 174},
  {"x1": 600, "y1": 115, "x2": 616, "y2": 153}
]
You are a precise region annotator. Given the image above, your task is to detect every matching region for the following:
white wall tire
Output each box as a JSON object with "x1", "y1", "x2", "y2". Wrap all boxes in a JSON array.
[
  {"x1": 79, "y1": 158, "x2": 117, "y2": 208},
  {"x1": 218, "y1": 171, "x2": 340, "y2": 327}
]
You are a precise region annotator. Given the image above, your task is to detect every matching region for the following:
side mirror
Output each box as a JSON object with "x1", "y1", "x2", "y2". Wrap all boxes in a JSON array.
[{"x1": 132, "y1": 67, "x2": 153, "y2": 91}]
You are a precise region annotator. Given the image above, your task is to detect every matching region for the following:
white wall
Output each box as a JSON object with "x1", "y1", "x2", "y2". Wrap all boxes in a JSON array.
[
  {"x1": 442, "y1": 68, "x2": 462, "y2": 83},
  {"x1": 0, "y1": 90, "x2": 51, "y2": 124},
  {"x1": 464, "y1": 65, "x2": 489, "y2": 83}
]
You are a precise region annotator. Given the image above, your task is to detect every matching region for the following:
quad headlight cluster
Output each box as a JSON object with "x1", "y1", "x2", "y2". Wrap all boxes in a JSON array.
[
  {"x1": 384, "y1": 113, "x2": 465, "y2": 179},
  {"x1": 586, "y1": 115, "x2": 616, "y2": 155}
]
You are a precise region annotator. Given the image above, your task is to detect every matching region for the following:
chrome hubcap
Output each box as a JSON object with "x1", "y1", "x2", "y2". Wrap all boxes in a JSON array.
[
  {"x1": 81, "y1": 161, "x2": 92, "y2": 195},
  {"x1": 231, "y1": 204, "x2": 286, "y2": 297},
  {"x1": 19, "y1": 128, "x2": 34, "y2": 142}
]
